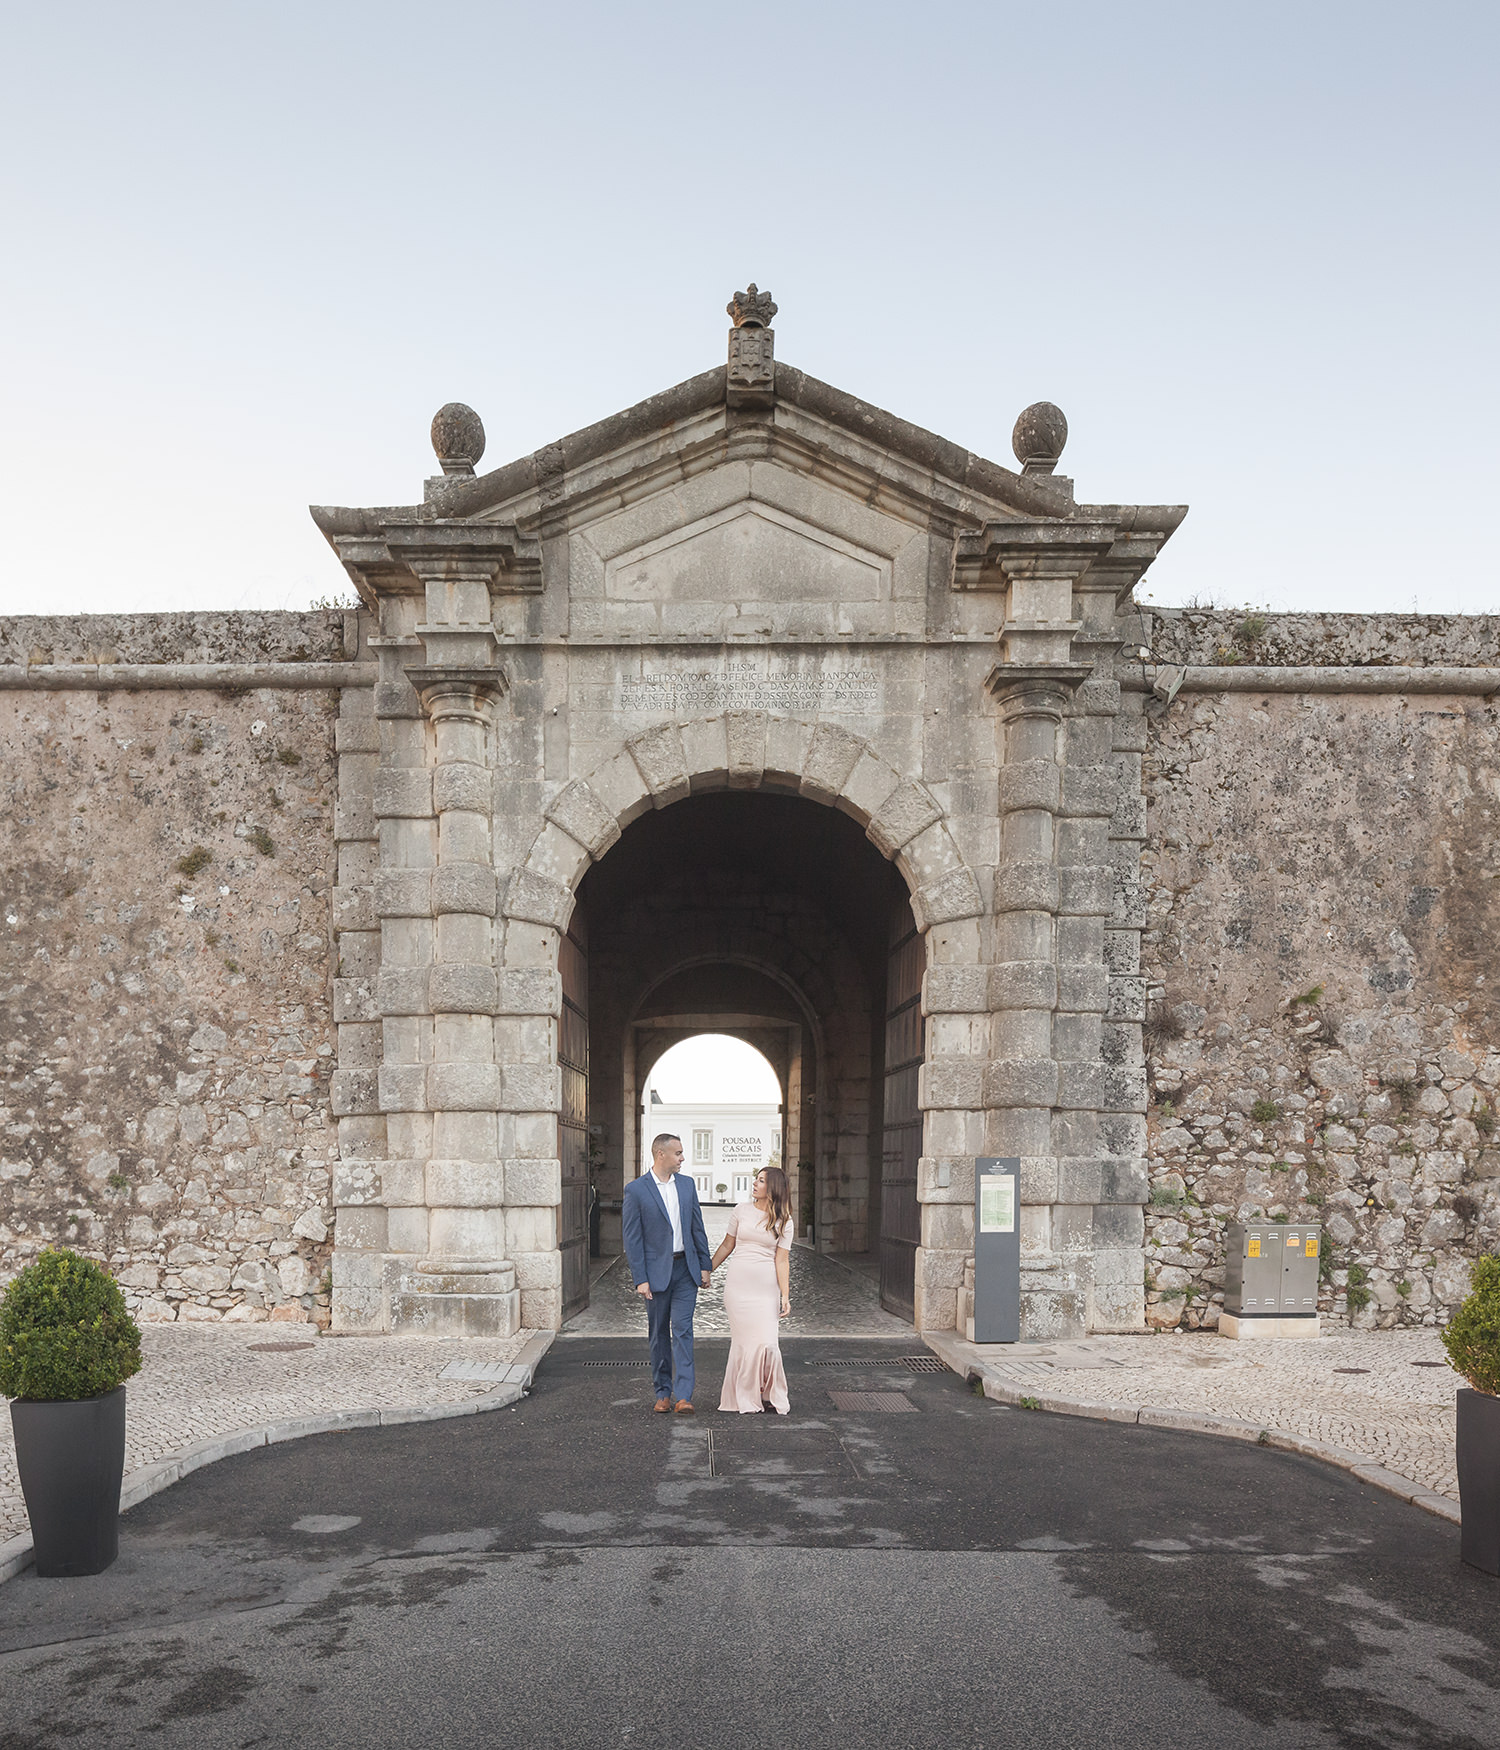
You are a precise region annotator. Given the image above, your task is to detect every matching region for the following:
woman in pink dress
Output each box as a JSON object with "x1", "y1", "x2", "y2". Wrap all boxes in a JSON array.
[{"x1": 711, "y1": 1165, "x2": 793, "y2": 1414}]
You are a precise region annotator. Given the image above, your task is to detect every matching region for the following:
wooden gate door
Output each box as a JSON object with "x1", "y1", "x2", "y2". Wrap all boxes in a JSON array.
[
  {"x1": 879, "y1": 909, "x2": 924, "y2": 1321},
  {"x1": 558, "y1": 902, "x2": 590, "y2": 1319}
]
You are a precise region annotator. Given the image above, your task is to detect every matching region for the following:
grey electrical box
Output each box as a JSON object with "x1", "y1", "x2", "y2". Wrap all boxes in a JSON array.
[
  {"x1": 973, "y1": 1157, "x2": 1021, "y2": 1343},
  {"x1": 1224, "y1": 1221, "x2": 1320, "y2": 1315}
]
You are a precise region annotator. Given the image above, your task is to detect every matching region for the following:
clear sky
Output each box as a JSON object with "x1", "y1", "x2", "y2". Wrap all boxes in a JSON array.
[
  {"x1": 2, "y1": 2, "x2": 1496, "y2": 619},
  {"x1": 646, "y1": 1037, "x2": 781, "y2": 1106}
]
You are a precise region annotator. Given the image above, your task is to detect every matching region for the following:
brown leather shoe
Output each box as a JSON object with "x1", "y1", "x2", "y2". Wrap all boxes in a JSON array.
[
  {"x1": 673, "y1": 1399, "x2": 695, "y2": 1414},
  {"x1": 653, "y1": 1398, "x2": 672, "y2": 1413}
]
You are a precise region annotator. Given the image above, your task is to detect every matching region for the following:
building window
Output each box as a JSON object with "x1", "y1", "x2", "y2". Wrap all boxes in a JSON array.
[{"x1": 692, "y1": 1128, "x2": 712, "y2": 1164}]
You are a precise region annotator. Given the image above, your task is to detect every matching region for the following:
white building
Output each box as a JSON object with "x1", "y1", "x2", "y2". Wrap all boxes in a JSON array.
[{"x1": 641, "y1": 1100, "x2": 782, "y2": 1204}]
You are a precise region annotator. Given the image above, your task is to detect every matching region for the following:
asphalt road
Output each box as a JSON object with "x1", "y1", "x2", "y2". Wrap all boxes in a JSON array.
[{"x1": 1, "y1": 1336, "x2": 1496, "y2": 1749}]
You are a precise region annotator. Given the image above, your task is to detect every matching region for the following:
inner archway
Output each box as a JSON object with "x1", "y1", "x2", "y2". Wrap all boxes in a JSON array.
[
  {"x1": 576, "y1": 789, "x2": 920, "y2": 1320},
  {"x1": 642, "y1": 1035, "x2": 782, "y2": 1207}
]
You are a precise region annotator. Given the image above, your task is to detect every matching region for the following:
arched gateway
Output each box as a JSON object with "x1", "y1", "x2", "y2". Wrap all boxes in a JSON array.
[{"x1": 314, "y1": 289, "x2": 1184, "y2": 1341}]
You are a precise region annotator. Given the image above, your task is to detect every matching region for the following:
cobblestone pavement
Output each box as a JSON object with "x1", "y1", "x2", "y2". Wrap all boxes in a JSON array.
[
  {"x1": 564, "y1": 1206, "x2": 912, "y2": 1339},
  {"x1": 937, "y1": 1327, "x2": 1464, "y2": 1504},
  {"x1": 0, "y1": 1325, "x2": 535, "y2": 1547}
]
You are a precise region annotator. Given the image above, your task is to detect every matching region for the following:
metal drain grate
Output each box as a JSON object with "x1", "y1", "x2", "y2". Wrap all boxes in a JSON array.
[
  {"x1": 248, "y1": 1342, "x2": 316, "y2": 1353},
  {"x1": 828, "y1": 1391, "x2": 918, "y2": 1413},
  {"x1": 806, "y1": 1358, "x2": 899, "y2": 1368},
  {"x1": 804, "y1": 1356, "x2": 944, "y2": 1370},
  {"x1": 580, "y1": 1360, "x2": 650, "y2": 1369}
]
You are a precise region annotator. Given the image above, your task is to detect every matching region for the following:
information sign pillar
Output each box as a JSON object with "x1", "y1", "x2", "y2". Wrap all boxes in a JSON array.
[{"x1": 973, "y1": 1157, "x2": 1021, "y2": 1344}]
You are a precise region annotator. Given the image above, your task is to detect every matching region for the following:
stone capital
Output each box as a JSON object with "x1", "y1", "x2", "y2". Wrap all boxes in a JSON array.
[
  {"x1": 952, "y1": 519, "x2": 1118, "y2": 593},
  {"x1": 406, "y1": 665, "x2": 508, "y2": 724},
  {"x1": 985, "y1": 668, "x2": 1089, "y2": 716},
  {"x1": 331, "y1": 522, "x2": 542, "y2": 605}
]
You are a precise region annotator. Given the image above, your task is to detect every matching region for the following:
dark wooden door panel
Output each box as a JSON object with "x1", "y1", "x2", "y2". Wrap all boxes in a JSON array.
[
  {"x1": 558, "y1": 903, "x2": 590, "y2": 1318},
  {"x1": 880, "y1": 908, "x2": 923, "y2": 1322}
]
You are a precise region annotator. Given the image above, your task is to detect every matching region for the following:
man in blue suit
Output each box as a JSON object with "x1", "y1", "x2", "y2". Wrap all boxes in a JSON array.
[{"x1": 622, "y1": 1132, "x2": 713, "y2": 1413}]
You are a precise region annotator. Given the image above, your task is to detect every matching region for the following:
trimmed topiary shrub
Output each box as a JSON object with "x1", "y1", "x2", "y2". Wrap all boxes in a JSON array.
[
  {"x1": 1443, "y1": 1253, "x2": 1500, "y2": 1397},
  {"x1": 0, "y1": 1248, "x2": 142, "y2": 1402}
]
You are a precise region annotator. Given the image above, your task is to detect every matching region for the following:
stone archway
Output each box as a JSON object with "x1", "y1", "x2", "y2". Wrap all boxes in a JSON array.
[
  {"x1": 623, "y1": 952, "x2": 825, "y2": 1226},
  {"x1": 503, "y1": 717, "x2": 984, "y2": 937},
  {"x1": 496, "y1": 714, "x2": 989, "y2": 1330},
  {"x1": 319, "y1": 300, "x2": 1175, "y2": 1344},
  {"x1": 613, "y1": 953, "x2": 825, "y2": 1262},
  {"x1": 633, "y1": 1027, "x2": 787, "y2": 1213}
]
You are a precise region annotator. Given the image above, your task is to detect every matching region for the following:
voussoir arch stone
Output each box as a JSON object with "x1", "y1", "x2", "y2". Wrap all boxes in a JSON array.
[{"x1": 514, "y1": 712, "x2": 984, "y2": 936}]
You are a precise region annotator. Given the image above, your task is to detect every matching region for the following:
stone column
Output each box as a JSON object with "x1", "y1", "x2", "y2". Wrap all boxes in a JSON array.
[
  {"x1": 381, "y1": 546, "x2": 518, "y2": 1336},
  {"x1": 982, "y1": 529, "x2": 1112, "y2": 1339},
  {"x1": 1097, "y1": 672, "x2": 1152, "y2": 1327},
  {"x1": 988, "y1": 678, "x2": 1075, "y2": 1335},
  {"x1": 1073, "y1": 540, "x2": 1173, "y2": 1330},
  {"x1": 331, "y1": 610, "x2": 429, "y2": 1330},
  {"x1": 328, "y1": 510, "x2": 537, "y2": 1336},
  {"x1": 328, "y1": 614, "x2": 387, "y2": 1329},
  {"x1": 1053, "y1": 674, "x2": 1127, "y2": 1327},
  {"x1": 390, "y1": 668, "x2": 518, "y2": 1334}
]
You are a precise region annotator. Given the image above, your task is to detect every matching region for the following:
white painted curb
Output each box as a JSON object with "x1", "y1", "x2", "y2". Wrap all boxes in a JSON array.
[
  {"x1": 921, "y1": 1330, "x2": 1462, "y2": 1527},
  {"x1": 0, "y1": 1333, "x2": 554, "y2": 1586}
]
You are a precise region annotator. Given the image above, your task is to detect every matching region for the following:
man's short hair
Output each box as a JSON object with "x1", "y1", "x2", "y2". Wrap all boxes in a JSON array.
[{"x1": 650, "y1": 1133, "x2": 681, "y2": 1156}]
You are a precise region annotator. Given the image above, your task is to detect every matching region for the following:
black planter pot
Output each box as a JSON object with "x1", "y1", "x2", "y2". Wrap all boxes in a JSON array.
[
  {"x1": 10, "y1": 1384, "x2": 127, "y2": 1577},
  {"x1": 1457, "y1": 1386, "x2": 1500, "y2": 1576}
]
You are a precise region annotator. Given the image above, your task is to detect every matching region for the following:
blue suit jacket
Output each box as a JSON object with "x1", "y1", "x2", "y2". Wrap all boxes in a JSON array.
[{"x1": 622, "y1": 1170, "x2": 713, "y2": 1292}]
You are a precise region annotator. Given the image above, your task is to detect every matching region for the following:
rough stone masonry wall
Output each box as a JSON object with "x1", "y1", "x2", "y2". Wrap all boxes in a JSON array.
[
  {"x1": 0, "y1": 613, "x2": 346, "y2": 1322},
  {"x1": 1141, "y1": 612, "x2": 1500, "y2": 1331}
]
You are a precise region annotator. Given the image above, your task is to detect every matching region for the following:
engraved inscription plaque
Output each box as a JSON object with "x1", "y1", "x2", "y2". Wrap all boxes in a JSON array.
[{"x1": 618, "y1": 666, "x2": 879, "y2": 713}]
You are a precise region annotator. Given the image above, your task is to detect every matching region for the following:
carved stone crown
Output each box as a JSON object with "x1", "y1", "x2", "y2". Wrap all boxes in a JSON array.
[{"x1": 727, "y1": 284, "x2": 778, "y2": 328}]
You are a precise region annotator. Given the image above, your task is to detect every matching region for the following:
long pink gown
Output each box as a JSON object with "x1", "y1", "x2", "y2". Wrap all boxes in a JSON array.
[{"x1": 718, "y1": 1200, "x2": 792, "y2": 1414}]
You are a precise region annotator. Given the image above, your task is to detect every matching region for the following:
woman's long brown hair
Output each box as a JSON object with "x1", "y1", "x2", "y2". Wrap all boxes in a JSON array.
[{"x1": 760, "y1": 1164, "x2": 794, "y2": 1240}]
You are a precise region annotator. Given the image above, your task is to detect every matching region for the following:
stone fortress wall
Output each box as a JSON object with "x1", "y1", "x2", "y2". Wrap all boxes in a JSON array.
[
  {"x1": 1, "y1": 605, "x2": 1496, "y2": 1333},
  {"x1": 1140, "y1": 611, "x2": 1500, "y2": 1331},
  {"x1": 0, "y1": 612, "x2": 353, "y2": 1324}
]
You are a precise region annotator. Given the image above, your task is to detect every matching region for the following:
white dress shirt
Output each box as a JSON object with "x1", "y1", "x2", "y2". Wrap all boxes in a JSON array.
[{"x1": 653, "y1": 1169, "x2": 684, "y2": 1253}]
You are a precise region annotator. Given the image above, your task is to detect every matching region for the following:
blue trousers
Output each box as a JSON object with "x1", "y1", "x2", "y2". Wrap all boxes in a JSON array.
[{"x1": 647, "y1": 1254, "x2": 699, "y2": 1403}]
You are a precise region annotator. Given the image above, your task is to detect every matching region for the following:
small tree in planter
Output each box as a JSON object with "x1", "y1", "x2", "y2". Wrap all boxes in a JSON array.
[
  {"x1": 1442, "y1": 1252, "x2": 1500, "y2": 1575},
  {"x1": 0, "y1": 1248, "x2": 142, "y2": 1577}
]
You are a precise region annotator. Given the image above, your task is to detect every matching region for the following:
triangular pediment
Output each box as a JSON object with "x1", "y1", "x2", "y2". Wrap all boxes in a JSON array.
[
  {"x1": 311, "y1": 358, "x2": 1186, "y2": 618},
  {"x1": 312, "y1": 362, "x2": 1078, "y2": 544},
  {"x1": 604, "y1": 502, "x2": 889, "y2": 604}
]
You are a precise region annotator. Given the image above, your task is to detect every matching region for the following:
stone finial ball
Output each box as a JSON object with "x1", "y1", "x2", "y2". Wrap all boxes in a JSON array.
[
  {"x1": 1012, "y1": 401, "x2": 1068, "y2": 469},
  {"x1": 430, "y1": 402, "x2": 486, "y2": 470}
]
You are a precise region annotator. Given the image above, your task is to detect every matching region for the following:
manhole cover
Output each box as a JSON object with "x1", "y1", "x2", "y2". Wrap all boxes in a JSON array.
[
  {"x1": 828, "y1": 1391, "x2": 917, "y2": 1413},
  {"x1": 248, "y1": 1342, "x2": 316, "y2": 1353},
  {"x1": 1333, "y1": 1367, "x2": 1370, "y2": 1374}
]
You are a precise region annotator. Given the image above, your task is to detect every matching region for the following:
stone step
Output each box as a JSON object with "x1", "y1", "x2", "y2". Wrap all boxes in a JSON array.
[
  {"x1": 402, "y1": 1270, "x2": 516, "y2": 1296},
  {"x1": 390, "y1": 1288, "x2": 521, "y2": 1338},
  {"x1": 405, "y1": 1258, "x2": 517, "y2": 1295}
]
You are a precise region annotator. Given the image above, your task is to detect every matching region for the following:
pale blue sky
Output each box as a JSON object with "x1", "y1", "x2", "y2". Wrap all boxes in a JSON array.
[{"x1": 2, "y1": 1, "x2": 1495, "y2": 617}]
